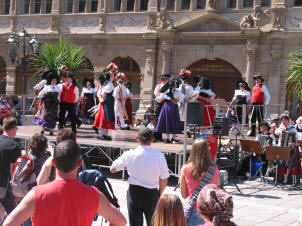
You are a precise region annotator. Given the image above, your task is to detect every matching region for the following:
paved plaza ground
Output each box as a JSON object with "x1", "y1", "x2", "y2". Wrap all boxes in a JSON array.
[{"x1": 93, "y1": 172, "x2": 302, "y2": 226}]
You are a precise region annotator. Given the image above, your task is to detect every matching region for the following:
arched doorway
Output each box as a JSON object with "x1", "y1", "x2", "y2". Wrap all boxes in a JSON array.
[
  {"x1": 112, "y1": 56, "x2": 142, "y2": 112},
  {"x1": 76, "y1": 56, "x2": 94, "y2": 91},
  {"x1": 0, "y1": 57, "x2": 7, "y2": 94},
  {"x1": 15, "y1": 65, "x2": 37, "y2": 95},
  {"x1": 187, "y1": 58, "x2": 242, "y2": 101}
]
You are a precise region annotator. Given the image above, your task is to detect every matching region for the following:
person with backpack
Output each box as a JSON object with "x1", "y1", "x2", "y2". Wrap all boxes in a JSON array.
[
  {"x1": 110, "y1": 128, "x2": 170, "y2": 226},
  {"x1": 3, "y1": 140, "x2": 127, "y2": 226},
  {"x1": 0, "y1": 118, "x2": 21, "y2": 215}
]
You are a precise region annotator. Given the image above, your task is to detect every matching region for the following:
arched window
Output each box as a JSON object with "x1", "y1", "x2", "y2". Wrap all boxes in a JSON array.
[
  {"x1": 34, "y1": 0, "x2": 41, "y2": 13},
  {"x1": 243, "y1": 0, "x2": 253, "y2": 8},
  {"x1": 91, "y1": 0, "x2": 98, "y2": 12},
  {"x1": 140, "y1": 0, "x2": 148, "y2": 11},
  {"x1": 196, "y1": 0, "x2": 206, "y2": 9},
  {"x1": 181, "y1": 0, "x2": 190, "y2": 9},
  {"x1": 127, "y1": 0, "x2": 135, "y2": 11},
  {"x1": 46, "y1": 0, "x2": 52, "y2": 13},
  {"x1": 23, "y1": 0, "x2": 30, "y2": 14},
  {"x1": 295, "y1": 0, "x2": 302, "y2": 6},
  {"x1": 66, "y1": 0, "x2": 74, "y2": 13},
  {"x1": 226, "y1": 0, "x2": 236, "y2": 8},
  {"x1": 113, "y1": 0, "x2": 121, "y2": 11},
  {"x1": 260, "y1": 0, "x2": 271, "y2": 7},
  {"x1": 78, "y1": 0, "x2": 86, "y2": 12},
  {"x1": 4, "y1": 0, "x2": 10, "y2": 14}
]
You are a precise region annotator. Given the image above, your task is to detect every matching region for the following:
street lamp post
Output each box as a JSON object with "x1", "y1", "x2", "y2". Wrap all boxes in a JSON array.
[{"x1": 6, "y1": 28, "x2": 41, "y2": 95}]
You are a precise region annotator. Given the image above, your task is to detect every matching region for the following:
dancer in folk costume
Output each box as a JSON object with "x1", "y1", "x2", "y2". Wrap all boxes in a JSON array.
[
  {"x1": 155, "y1": 76, "x2": 184, "y2": 144},
  {"x1": 33, "y1": 71, "x2": 60, "y2": 135},
  {"x1": 113, "y1": 72, "x2": 129, "y2": 130},
  {"x1": 58, "y1": 73, "x2": 79, "y2": 133},
  {"x1": 194, "y1": 75, "x2": 216, "y2": 128},
  {"x1": 178, "y1": 69, "x2": 198, "y2": 123},
  {"x1": 93, "y1": 71, "x2": 115, "y2": 140},
  {"x1": 124, "y1": 81, "x2": 133, "y2": 127},
  {"x1": 78, "y1": 79, "x2": 95, "y2": 124},
  {"x1": 153, "y1": 74, "x2": 170, "y2": 142}
]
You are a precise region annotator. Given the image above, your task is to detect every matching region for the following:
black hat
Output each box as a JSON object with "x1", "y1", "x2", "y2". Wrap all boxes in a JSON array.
[
  {"x1": 46, "y1": 71, "x2": 59, "y2": 85},
  {"x1": 260, "y1": 121, "x2": 271, "y2": 130},
  {"x1": 253, "y1": 74, "x2": 264, "y2": 82},
  {"x1": 98, "y1": 71, "x2": 110, "y2": 85},
  {"x1": 236, "y1": 80, "x2": 250, "y2": 91},
  {"x1": 82, "y1": 79, "x2": 95, "y2": 88},
  {"x1": 160, "y1": 74, "x2": 171, "y2": 79}
]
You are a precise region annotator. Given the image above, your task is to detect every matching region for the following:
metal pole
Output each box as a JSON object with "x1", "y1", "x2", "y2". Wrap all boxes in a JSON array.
[
  {"x1": 183, "y1": 102, "x2": 188, "y2": 167},
  {"x1": 22, "y1": 36, "x2": 26, "y2": 95},
  {"x1": 242, "y1": 104, "x2": 246, "y2": 138}
]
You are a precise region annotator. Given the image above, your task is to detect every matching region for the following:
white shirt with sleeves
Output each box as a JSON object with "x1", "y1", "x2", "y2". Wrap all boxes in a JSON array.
[
  {"x1": 111, "y1": 145, "x2": 170, "y2": 189},
  {"x1": 261, "y1": 84, "x2": 270, "y2": 105},
  {"x1": 37, "y1": 85, "x2": 61, "y2": 101},
  {"x1": 97, "y1": 81, "x2": 114, "y2": 96},
  {"x1": 232, "y1": 89, "x2": 251, "y2": 104},
  {"x1": 34, "y1": 79, "x2": 47, "y2": 91},
  {"x1": 178, "y1": 83, "x2": 194, "y2": 102},
  {"x1": 81, "y1": 87, "x2": 95, "y2": 97}
]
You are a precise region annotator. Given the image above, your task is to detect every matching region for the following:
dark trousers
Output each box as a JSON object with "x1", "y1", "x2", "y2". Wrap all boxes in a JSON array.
[
  {"x1": 59, "y1": 102, "x2": 76, "y2": 132},
  {"x1": 0, "y1": 185, "x2": 16, "y2": 215},
  {"x1": 154, "y1": 102, "x2": 163, "y2": 140},
  {"x1": 250, "y1": 103, "x2": 264, "y2": 134},
  {"x1": 127, "y1": 184, "x2": 159, "y2": 226}
]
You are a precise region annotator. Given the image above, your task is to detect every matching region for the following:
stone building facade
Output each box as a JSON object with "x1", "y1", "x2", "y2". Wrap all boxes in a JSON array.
[{"x1": 0, "y1": 0, "x2": 302, "y2": 115}]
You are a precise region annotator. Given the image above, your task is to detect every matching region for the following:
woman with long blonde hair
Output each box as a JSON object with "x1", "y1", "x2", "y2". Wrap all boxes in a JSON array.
[
  {"x1": 180, "y1": 138, "x2": 221, "y2": 226},
  {"x1": 153, "y1": 194, "x2": 187, "y2": 226}
]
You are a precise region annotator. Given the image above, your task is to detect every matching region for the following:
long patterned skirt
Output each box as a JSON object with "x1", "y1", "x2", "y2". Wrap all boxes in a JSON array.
[
  {"x1": 93, "y1": 93, "x2": 115, "y2": 130},
  {"x1": 125, "y1": 97, "x2": 133, "y2": 125},
  {"x1": 155, "y1": 101, "x2": 181, "y2": 134},
  {"x1": 33, "y1": 92, "x2": 59, "y2": 130},
  {"x1": 78, "y1": 93, "x2": 95, "y2": 119}
]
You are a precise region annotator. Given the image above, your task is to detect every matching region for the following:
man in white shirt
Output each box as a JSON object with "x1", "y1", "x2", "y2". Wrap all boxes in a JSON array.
[
  {"x1": 110, "y1": 128, "x2": 169, "y2": 226},
  {"x1": 249, "y1": 74, "x2": 270, "y2": 136}
]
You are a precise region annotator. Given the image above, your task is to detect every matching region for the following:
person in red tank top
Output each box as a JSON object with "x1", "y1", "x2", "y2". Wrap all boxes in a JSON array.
[
  {"x1": 3, "y1": 140, "x2": 126, "y2": 226},
  {"x1": 249, "y1": 74, "x2": 270, "y2": 136}
]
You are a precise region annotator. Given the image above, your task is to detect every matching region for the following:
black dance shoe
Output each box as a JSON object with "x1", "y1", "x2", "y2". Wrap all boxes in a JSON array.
[
  {"x1": 103, "y1": 135, "x2": 112, "y2": 140},
  {"x1": 93, "y1": 126, "x2": 99, "y2": 134}
]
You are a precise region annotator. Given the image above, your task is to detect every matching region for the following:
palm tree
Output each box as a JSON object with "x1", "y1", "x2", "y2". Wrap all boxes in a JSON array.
[
  {"x1": 286, "y1": 50, "x2": 302, "y2": 97},
  {"x1": 29, "y1": 36, "x2": 92, "y2": 78}
]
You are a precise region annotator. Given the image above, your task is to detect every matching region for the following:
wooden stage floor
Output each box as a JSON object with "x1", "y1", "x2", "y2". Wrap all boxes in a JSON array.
[{"x1": 16, "y1": 125, "x2": 192, "y2": 153}]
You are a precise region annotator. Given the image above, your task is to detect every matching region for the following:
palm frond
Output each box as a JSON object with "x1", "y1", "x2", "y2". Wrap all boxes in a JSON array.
[
  {"x1": 286, "y1": 50, "x2": 302, "y2": 98},
  {"x1": 28, "y1": 37, "x2": 92, "y2": 79}
]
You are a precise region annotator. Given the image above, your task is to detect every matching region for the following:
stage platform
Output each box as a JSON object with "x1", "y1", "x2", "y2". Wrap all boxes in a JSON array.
[{"x1": 16, "y1": 125, "x2": 193, "y2": 177}]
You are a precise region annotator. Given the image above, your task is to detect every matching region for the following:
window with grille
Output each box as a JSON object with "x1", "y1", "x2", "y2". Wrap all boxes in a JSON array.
[
  {"x1": 181, "y1": 0, "x2": 190, "y2": 9},
  {"x1": 34, "y1": 0, "x2": 41, "y2": 13},
  {"x1": 260, "y1": 0, "x2": 270, "y2": 7},
  {"x1": 127, "y1": 0, "x2": 135, "y2": 11},
  {"x1": 91, "y1": 0, "x2": 98, "y2": 12},
  {"x1": 4, "y1": 0, "x2": 10, "y2": 14},
  {"x1": 79, "y1": 0, "x2": 86, "y2": 12},
  {"x1": 196, "y1": 0, "x2": 206, "y2": 9},
  {"x1": 23, "y1": 0, "x2": 30, "y2": 14},
  {"x1": 243, "y1": 0, "x2": 253, "y2": 8},
  {"x1": 46, "y1": 0, "x2": 52, "y2": 13},
  {"x1": 140, "y1": 0, "x2": 148, "y2": 11},
  {"x1": 226, "y1": 0, "x2": 236, "y2": 8},
  {"x1": 295, "y1": 0, "x2": 302, "y2": 6},
  {"x1": 166, "y1": 0, "x2": 175, "y2": 10},
  {"x1": 66, "y1": 0, "x2": 73, "y2": 13}
]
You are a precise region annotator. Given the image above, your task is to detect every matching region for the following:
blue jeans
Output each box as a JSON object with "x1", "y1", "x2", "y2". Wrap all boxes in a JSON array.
[{"x1": 187, "y1": 209, "x2": 204, "y2": 226}]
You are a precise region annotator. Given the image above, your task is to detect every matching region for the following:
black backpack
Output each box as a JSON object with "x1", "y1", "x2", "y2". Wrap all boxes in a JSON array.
[{"x1": 78, "y1": 169, "x2": 119, "y2": 209}]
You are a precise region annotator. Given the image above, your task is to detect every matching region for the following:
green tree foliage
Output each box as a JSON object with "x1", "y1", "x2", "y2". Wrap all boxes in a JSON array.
[
  {"x1": 286, "y1": 50, "x2": 302, "y2": 98},
  {"x1": 29, "y1": 37, "x2": 92, "y2": 78}
]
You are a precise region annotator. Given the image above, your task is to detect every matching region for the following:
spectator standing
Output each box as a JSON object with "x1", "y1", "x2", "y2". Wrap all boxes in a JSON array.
[
  {"x1": 0, "y1": 118, "x2": 21, "y2": 214},
  {"x1": 249, "y1": 74, "x2": 270, "y2": 136},
  {"x1": 180, "y1": 138, "x2": 220, "y2": 226},
  {"x1": 153, "y1": 194, "x2": 187, "y2": 226},
  {"x1": 197, "y1": 184, "x2": 237, "y2": 226},
  {"x1": 110, "y1": 128, "x2": 169, "y2": 226},
  {"x1": 3, "y1": 140, "x2": 126, "y2": 226},
  {"x1": 37, "y1": 128, "x2": 76, "y2": 185}
]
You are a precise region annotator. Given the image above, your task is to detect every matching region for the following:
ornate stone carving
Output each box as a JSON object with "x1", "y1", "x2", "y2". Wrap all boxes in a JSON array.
[
  {"x1": 208, "y1": 0, "x2": 216, "y2": 10},
  {"x1": 51, "y1": 16, "x2": 59, "y2": 32},
  {"x1": 240, "y1": 6, "x2": 271, "y2": 29},
  {"x1": 99, "y1": 15, "x2": 106, "y2": 31},
  {"x1": 148, "y1": 9, "x2": 174, "y2": 31},
  {"x1": 272, "y1": 8, "x2": 286, "y2": 31},
  {"x1": 145, "y1": 49, "x2": 155, "y2": 77},
  {"x1": 10, "y1": 17, "x2": 16, "y2": 32}
]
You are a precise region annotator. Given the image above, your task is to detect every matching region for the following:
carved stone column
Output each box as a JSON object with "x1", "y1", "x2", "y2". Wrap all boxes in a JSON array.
[
  {"x1": 148, "y1": 0, "x2": 158, "y2": 12},
  {"x1": 268, "y1": 39, "x2": 282, "y2": 105},
  {"x1": 6, "y1": 66, "x2": 17, "y2": 95},
  {"x1": 85, "y1": 0, "x2": 91, "y2": 12},
  {"x1": 272, "y1": 3, "x2": 287, "y2": 31},
  {"x1": 121, "y1": 0, "x2": 127, "y2": 12},
  {"x1": 175, "y1": 0, "x2": 181, "y2": 11},
  {"x1": 254, "y1": 0, "x2": 260, "y2": 7},
  {"x1": 245, "y1": 48, "x2": 256, "y2": 87},
  {"x1": 73, "y1": 0, "x2": 79, "y2": 13},
  {"x1": 134, "y1": 0, "x2": 139, "y2": 12},
  {"x1": 0, "y1": 1, "x2": 4, "y2": 15},
  {"x1": 41, "y1": 0, "x2": 46, "y2": 13},
  {"x1": 236, "y1": 0, "x2": 242, "y2": 9},
  {"x1": 103, "y1": 0, "x2": 110, "y2": 12},
  {"x1": 137, "y1": 48, "x2": 156, "y2": 116},
  {"x1": 52, "y1": 0, "x2": 60, "y2": 14},
  {"x1": 51, "y1": 0, "x2": 61, "y2": 32},
  {"x1": 161, "y1": 40, "x2": 171, "y2": 75},
  {"x1": 97, "y1": 0, "x2": 103, "y2": 12},
  {"x1": 98, "y1": 13, "x2": 106, "y2": 31},
  {"x1": 29, "y1": 0, "x2": 34, "y2": 14},
  {"x1": 190, "y1": 0, "x2": 197, "y2": 11},
  {"x1": 9, "y1": 0, "x2": 15, "y2": 15}
]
